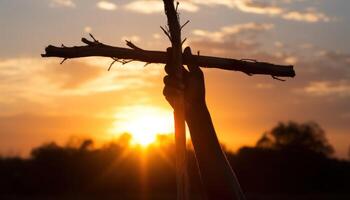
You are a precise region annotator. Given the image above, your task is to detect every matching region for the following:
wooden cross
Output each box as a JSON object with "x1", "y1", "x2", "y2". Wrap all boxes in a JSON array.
[{"x1": 41, "y1": 0, "x2": 295, "y2": 199}]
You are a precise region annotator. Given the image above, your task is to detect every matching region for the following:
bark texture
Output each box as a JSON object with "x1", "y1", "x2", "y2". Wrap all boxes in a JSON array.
[
  {"x1": 42, "y1": 42, "x2": 295, "y2": 78},
  {"x1": 162, "y1": 1, "x2": 189, "y2": 200}
]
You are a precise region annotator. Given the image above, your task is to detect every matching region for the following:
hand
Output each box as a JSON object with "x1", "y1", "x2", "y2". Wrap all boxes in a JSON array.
[
  {"x1": 163, "y1": 47, "x2": 206, "y2": 112},
  {"x1": 163, "y1": 48, "x2": 246, "y2": 200}
]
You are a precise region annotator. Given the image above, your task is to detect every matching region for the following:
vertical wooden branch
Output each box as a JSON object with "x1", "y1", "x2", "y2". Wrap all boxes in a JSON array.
[{"x1": 163, "y1": 0, "x2": 189, "y2": 200}]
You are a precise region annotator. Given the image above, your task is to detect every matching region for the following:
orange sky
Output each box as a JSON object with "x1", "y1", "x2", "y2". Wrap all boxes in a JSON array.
[{"x1": 0, "y1": 0, "x2": 349, "y2": 158}]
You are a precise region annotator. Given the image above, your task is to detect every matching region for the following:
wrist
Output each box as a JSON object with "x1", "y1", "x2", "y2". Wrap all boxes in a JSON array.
[
  {"x1": 185, "y1": 100, "x2": 206, "y2": 111},
  {"x1": 185, "y1": 101, "x2": 208, "y2": 121}
]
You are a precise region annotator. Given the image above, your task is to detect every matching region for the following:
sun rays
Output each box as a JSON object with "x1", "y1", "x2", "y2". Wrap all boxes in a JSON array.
[{"x1": 109, "y1": 105, "x2": 174, "y2": 147}]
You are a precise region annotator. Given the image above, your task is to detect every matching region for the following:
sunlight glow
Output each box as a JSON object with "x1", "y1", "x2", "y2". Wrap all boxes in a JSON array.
[{"x1": 110, "y1": 105, "x2": 174, "y2": 147}]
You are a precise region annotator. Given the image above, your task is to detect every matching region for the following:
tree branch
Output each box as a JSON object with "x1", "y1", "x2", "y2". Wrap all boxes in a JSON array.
[
  {"x1": 41, "y1": 42, "x2": 295, "y2": 77},
  {"x1": 163, "y1": 1, "x2": 189, "y2": 200}
]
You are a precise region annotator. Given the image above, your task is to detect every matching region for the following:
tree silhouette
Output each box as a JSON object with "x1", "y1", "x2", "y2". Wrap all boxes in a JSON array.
[
  {"x1": 1, "y1": 126, "x2": 350, "y2": 199},
  {"x1": 256, "y1": 121, "x2": 334, "y2": 157}
]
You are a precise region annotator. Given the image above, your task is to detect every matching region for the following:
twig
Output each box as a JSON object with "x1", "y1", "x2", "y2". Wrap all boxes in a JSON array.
[
  {"x1": 120, "y1": 59, "x2": 133, "y2": 65},
  {"x1": 244, "y1": 72, "x2": 253, "y2": 76},
  {"x1": 181, "y1": 38, "x2": 187, "y2": 46},
  {"x1": 81, "y1": 37, "x2": 101, "y2": 46},
  {"x1": 160, "y1": 26, "x2": 172, "y2": 41},
  {"x1": 180, "y1": 20, "x2": 190, "y2": 30},
  {"x1": 82, "y1": 38, "x2": 94, "y2": 46},
  {"x1": 108, "y1": 59, "x2": 118, "y2": 71},
  {"x1": 60, "y1": 58, "x2": 68, "y2": 64},
  {"x1": 272, "y1": 76, "x2": 286, "y2": 81},
  {"x1": 144, "y1": 62, "x2": 151, "y2": 67},
  {"x1": 125, "y1": 40, "x2": 143, "y2": 51},
  {"x1": 89, "y1": 33, "x2": 98, "y2": 43}
]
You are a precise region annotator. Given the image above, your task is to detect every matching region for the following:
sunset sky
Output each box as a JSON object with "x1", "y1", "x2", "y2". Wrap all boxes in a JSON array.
[{"x1": 0, "y1": 0, "x2": 349, "y2": 158}]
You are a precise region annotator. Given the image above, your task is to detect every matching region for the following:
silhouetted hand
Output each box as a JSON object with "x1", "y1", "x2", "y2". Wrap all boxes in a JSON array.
[
  {"x1": 163, "y1": 47, "x2": 206, "y2": 112},
  {"x1": 163, "y1": 47, "x2": 246, "y2": 200}
]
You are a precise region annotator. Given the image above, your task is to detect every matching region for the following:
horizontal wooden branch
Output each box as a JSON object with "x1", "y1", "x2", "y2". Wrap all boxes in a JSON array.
[{"x1": 41, "y1": 37, "x2": 295, "y2": 78}]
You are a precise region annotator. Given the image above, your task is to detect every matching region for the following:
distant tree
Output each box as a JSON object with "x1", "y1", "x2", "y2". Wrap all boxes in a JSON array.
[
  {"x1": 30, "y1": 142, "x2": 61, "y2": 159},
  {"x1": 79, "y1": 139, "x2": 93, "y2": 151},
  {"x1": 256, "y1": 121, "x2": 334, "y2": 157}
]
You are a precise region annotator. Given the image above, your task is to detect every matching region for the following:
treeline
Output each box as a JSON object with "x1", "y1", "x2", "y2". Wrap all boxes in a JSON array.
[{"x1": 0, "y1": 121, "x2": 349, "y2": 199}]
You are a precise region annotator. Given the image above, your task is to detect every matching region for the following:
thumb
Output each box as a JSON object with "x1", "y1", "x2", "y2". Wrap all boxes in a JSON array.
[{"x1": 183, "y1": 47, "x2": 200, "y2": 73}]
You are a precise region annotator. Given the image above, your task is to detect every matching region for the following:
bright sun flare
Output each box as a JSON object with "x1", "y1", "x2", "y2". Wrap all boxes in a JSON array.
[{"x1": 110, "y1": 105, "x2": 174, "y2": 146}]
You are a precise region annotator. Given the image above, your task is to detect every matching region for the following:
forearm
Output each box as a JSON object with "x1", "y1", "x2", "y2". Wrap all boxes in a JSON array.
[{"x1": 186, "y1": 104, "x2": 245, "y2": 200}]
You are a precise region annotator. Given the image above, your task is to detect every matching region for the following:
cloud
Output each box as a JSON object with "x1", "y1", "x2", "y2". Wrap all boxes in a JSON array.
[
  {"x1": 97, "y1": 1, "x2": 118, "y2": 11},
  {"x1": 283, "y1": 9, "x2": 331, "y2": 23},
  {"x1": 189, "y1": 21, "x2": 350, "y2": 100},
  {"x1": 316, "y1": 51, "x2": 350, "y2": 65},
  {"x1": 0, "y1": 58, "x2": 107, "y2": 100},
  {"x1": 122, "y1": 0, "x2": 331, "y2": 23},
  {"x1": 188, "y1": 0, "x2": 332, "y2": 23},
  {"x1": 152, "y1": 33, "x2": 161, "y2": 39},
  {"x1": 302, "y1": 80, "x2": 350, "y2": 97},
  {"x1": 191, "y1": 0, "x2": 283, "y2": 15},
  {"x1": 125, "y1": 0, "x2": 278, "y2": 14},
  {"x1": 0, "y1": 58, "x2": 54, "y2": 105},
  {"x1": 0, "y1": 57, "x2": 162, "y2": 112},
  {"x1": 192, "y1": 22, "x2": 274, "y2": 42},
  {"x1": 284, "y1": 56, "x2": 298, "y2": 65},
  {"x1": 0, "y1": 56, "x2": 168, "y2": 156},
  {"x1": 233, "y1": 0, "x2": 284, "y2": 15},
  {"x1": 44, "y1": 61, "x2": 104, "y2": 89},
  {"x1": 256, "y1": 83, "x2": 275, "y2": 89},
  {"x1": 124, "y1": 0, "x2": 163, "y2": 14},
  {"x1": 84, "y1": 26, "x2": 92, "y2": 33},
  {"x1": 124, "y1": 0, "x2": 198, "y2": 14},
  {"x1": 190, "y1": 22, "x2": 274, "y2": 55},
  {"x1": 0, "y1": 113, "x2": 114, "y2": 156},
  {"x1": 49, "y1": 0, "x2": 75, "y2": 8}
]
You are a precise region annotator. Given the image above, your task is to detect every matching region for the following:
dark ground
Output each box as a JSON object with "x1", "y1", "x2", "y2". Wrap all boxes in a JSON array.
[
  {"x1": 1, "y1": 194, "x2": 350, "y2": 200},
  {"x1": 1, "y1": 122, "x2": 349, "y2": 200}
]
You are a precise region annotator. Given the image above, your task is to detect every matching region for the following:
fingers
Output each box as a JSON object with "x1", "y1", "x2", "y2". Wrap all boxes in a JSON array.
[
  {"x1": 163, "y1": 77, "x2": 180, "y2": 108},
  {"x1": 163, "y1": 87, "x2": 175, "y2": 109},
  {"x1": 163, "y1": 75, "x2": 184, "y2": 90},
  {"x1": 165, "y1": 47, "x2": 175, "y2": 75},
  {"x1": 166, "y1": 65, "x2": 188, "y2": 76},
  {"x1": 163, "y1": 85, "x2": 179, "y2": 98}
]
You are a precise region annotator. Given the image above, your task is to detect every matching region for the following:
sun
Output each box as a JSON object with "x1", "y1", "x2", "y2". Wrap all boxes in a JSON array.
[{"x1": 110, "y1": 105, "x2": 174, "y2": 147}]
